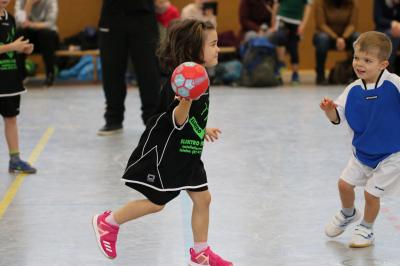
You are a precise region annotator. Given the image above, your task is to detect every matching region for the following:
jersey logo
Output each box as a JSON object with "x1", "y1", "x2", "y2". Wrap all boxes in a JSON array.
[
  {"x1": 365, "y1": 96, "x2": 378, "y2": 100},
  {"x1": 189, "y1": 117, "x2": 205, "y2": 139}
]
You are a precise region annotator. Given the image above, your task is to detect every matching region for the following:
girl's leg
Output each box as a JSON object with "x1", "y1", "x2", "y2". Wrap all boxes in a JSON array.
[
  {"x1": 363, "y1": 191, "x2": 380, "y2": 223},
  {"x1": 112, "y1": 199, "x2": 165, "y2": 225},
  {"x1": 187, "y1": 190, "x2": 211, "y2": 243},
  {"x1": 4, "y1": 116, "x2": 19, "y2": 153}
]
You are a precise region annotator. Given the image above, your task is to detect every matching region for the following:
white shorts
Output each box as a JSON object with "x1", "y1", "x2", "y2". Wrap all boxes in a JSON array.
[{"x1": 340, "y1": 152, "x2": 400, "y2": 198}]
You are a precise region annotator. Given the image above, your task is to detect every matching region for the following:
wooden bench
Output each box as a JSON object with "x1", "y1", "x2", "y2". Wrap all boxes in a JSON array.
[{"x1": 55, "y1": 49, "x2": 100, "y2": 81}]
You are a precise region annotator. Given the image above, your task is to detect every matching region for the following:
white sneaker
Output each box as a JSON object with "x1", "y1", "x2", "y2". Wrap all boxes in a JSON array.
[
  {"x1": 349, "y1": 224, "x2": 374, "y2": 248},
  {"x1": 325, "y1": 209, "x2": 361, "y2": 237}
]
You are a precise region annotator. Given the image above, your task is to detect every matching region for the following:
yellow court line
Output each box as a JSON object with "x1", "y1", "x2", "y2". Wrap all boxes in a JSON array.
[{"x1": 0, "y1": 127, "x2": 55, "y2": 219}]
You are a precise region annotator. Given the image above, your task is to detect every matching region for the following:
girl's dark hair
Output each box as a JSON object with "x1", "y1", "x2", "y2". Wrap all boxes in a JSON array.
[{"x1": 157, "y1": 19, "x2": 216, "y2": 73}]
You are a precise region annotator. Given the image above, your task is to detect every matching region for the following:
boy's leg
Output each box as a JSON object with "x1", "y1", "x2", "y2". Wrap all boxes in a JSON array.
[
  {"x1": 4, "y1": 116, "x2": 19, "y2": 153},
  {"x1": 363, "y1": 191, "x2": 380, "y2": 223},
  {"x1": 338, "y1": 178, "x2": 355, "y2": 209},
  {"x1": 2, "y1": 97, "x2": 36, "y2": 174},
  {"x1": 349, "y1": 191, "x2": 379, "y2": 248}
]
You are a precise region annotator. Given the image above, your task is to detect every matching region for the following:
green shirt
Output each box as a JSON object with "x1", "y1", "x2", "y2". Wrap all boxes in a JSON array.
[{"x1": 277, "y1": 0, "x2": 312, "y2": 23}]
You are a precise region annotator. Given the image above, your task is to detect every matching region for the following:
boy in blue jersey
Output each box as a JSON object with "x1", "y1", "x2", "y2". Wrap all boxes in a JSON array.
[{"x1": 320, "y1": 31, "x2": 400, "y2": 248}]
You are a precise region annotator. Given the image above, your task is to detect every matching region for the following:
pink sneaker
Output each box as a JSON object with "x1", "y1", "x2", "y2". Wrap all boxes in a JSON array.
[
  {"x1": 189, "y1": 247, "x2": 233, "y2": 266},
  {"x1": 92, "y1": 211, "x2": 119, "y2": 259}
]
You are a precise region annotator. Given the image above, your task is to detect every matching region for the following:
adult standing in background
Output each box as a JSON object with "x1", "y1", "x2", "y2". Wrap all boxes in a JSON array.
[
  {"x1": 14, "y1": 0, "x2": 59, "y2": 87},
  {"x1": 313, "y1": 0, "x2": 359, "y2": 85},
  {"x1": 97, "y1": 0, "x2": 161, "y2": 136},
  {"x1": 373, "y1": 0, "x2": 400, "y2": 69}
]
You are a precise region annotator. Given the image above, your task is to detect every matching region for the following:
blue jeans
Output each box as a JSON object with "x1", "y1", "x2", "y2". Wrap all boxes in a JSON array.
[{"x1": 313, "y1": 32, "x2": 359, "y2": 79}]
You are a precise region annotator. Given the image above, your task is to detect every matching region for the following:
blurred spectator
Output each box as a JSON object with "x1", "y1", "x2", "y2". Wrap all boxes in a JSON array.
[
  {"x1": 239, "y1": 0, "x2": 275, "y2": 41},
  {"x1": 155, "y1": 0, "x2": 180, "y2": 28},
  {"x1": 374, "y1": 0, "x2": 400, "y2": 68},
  {"x1": 181, "y1": 0, "x2": 217, "y2": 27},
  {"x1": 271, "y1": 0, "x2": 313, "y2": 84},
  {"x1": 14, "y1": 0, "x2": 59, "y2": 86},
  {"x1": 313, "y1": 0, "x2": 359, "y2": 85},
  {"x1": 155, "y1": 0, "x2": 180, "y2": 42}
]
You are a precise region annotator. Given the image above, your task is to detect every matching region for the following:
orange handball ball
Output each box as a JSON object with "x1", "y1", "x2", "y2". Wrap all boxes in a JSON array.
[{"x1": 171, "y1": 62, "x2": 209, "y2": 100}]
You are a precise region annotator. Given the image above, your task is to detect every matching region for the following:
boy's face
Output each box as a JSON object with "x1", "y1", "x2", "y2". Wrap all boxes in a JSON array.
[
  {"x1": 202, "y1": 29, "x2": 219, "y2": 68},
  {"x1": 0, "y1": 0, "x2": 11, "y2": 9},
  {"x1": 352, "y1": 46, "x2": 389, "y2": 83}
]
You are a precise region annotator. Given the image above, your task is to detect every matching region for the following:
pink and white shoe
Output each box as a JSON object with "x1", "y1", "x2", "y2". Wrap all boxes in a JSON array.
[
  {"x1": 189, "y1": 247, "x2": 233, "y2": 266},
  {"x1": 92, "y1": 211, "x2": 119, "y2": 259}
]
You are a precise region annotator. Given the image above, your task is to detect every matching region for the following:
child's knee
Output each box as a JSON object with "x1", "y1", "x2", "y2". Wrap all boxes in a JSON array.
[
  {"x1": 193, "y1": 191, "x2": 212, "y2": 208},
  {"x1": 338, "y1": 179, "x2": 354, "y2": 192},
  {"x1": 150, "y1": 202, "x2": 165, "y2": 213},
  {"x1": 4, "y1": 116, "x2": 17, "y2": 123},
  {"x1": 364, "y1": 190, "x2": 380, "y2": 204}
]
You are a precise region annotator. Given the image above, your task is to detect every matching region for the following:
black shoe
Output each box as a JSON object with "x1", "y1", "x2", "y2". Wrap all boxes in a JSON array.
[
  {"x1": 97, "y1": 124, "x2": 123, "y2": 136},
  {"x1": 45, "y1": 73, "x2": 54, "y2": 87}
]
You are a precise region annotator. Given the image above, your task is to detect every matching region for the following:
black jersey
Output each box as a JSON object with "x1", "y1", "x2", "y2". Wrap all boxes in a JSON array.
[
  {"x1": 0, "y1": 10, "x2": 25, "y2": 97},
  {"x1": 122, "y1": 80, "x2": 209, "y2": 191}
]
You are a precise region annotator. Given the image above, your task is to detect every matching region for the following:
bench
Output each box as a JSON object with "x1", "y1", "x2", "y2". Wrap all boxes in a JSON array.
[
  {"x1": 54, "y1": 46, "x2": 237, "y2": 83},
  {"x1": 55, "y1": 49, "x2": 100, "y2": 81}
]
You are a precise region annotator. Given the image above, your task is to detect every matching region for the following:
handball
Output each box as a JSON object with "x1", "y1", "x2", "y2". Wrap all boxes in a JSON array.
[{"x1": 171, "y1": 62, "x2": 209, "y2": 100}]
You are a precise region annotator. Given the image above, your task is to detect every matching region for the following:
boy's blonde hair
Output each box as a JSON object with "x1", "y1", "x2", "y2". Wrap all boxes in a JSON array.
[{"x1": 353, "y1": 31, "x2": 392, "y2": 61}]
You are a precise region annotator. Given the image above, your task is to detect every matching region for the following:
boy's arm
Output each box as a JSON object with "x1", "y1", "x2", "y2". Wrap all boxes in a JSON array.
[
  {"x1": 0, "y1": 37, "x2": 29, "y2": 54},
  {"x1": 320, "y1": 98, "x2": 340, "y2": 124}
]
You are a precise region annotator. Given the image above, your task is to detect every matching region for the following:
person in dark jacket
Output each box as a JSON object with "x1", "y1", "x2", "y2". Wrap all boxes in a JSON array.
[
  {"x1": 97, "y1": 0, "x2": 161, "y2": 135},
  {"x1": 373, "y1": 0, "x2": 400, "y2": 67}
]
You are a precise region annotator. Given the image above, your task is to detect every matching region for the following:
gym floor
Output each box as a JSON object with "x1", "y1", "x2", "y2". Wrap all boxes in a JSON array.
[{"x1": 0, "y1": 81, "x2": 399, "y2": 266}]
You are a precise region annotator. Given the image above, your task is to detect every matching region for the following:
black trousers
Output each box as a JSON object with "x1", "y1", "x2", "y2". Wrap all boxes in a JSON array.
[
  {"x1": 17, "y1": 28, "x2": 59, "y2": 78},
  {"x1": 99, "y1": 18, "x2": 161, "y2": 125}
]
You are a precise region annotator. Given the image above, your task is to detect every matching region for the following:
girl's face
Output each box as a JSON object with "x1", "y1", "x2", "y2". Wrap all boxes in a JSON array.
[
  {"x1": 352, "y1": 46, "x2": 389, "y2": 83},
  {"x1": 202, "y1": 29, "x2": 219, "y2": 68},
  {"x1": 0, "y1": 0, "x2": 11, "y2": 9}
]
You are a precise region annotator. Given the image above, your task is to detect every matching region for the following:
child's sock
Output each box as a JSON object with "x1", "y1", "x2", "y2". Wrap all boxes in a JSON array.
[
  {"x1": 341, "y1": 207, "x2": 355, "y2": 217},
  {"x1": 193, "y1": 242, "x2": 208, "y2": 253},
  {"x1": 105, "y1": 213, "x2": 120, "y2": 227},
  {"x1": 9, "y1": 151, "x2": 20, "y2": 162},
  {"x1": 360, "y1": 219, "x2": 373, "y2": 229}
]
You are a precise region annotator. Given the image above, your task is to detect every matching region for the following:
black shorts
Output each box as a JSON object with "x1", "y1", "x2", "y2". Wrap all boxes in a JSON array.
[
  {"x1": 0, "y1": 95, "x2": 21, "y2": 117},
  {"x1": 126, "y1": 183, "x2": 209, "y2": 206}
]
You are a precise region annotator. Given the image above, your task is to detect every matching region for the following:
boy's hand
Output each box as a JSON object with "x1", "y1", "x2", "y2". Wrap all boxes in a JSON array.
[
  {"x1": 205, "y1": 127, "x2": 221, "y2": 142},
  {"x1": 22, "y1": 43, "x2": 34, "y2": 54},
  {"x1": 320, "y1": 97, "x2": 337, "y2": 112},
  {"x1": 11, "y1": 36, "x2": 31, "y2": 53}
]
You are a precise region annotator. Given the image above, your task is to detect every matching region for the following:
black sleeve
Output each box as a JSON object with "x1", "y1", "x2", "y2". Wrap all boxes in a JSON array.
[
  {"x1": 154, "y1": 80, "x2": 178, "y2": 115},
  {"x1": 330, "y1": 108, "x2": 341, "y2": 125}
]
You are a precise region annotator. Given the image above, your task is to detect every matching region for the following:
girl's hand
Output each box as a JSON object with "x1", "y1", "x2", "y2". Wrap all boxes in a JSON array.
[
  {"x1": 175, "y1": 95, "x2": 192, "y2": 103},
  {"x1": 23, "y1": 43, "x2": 34, "y2": 54},
  {"x1": 205, "y1": 127, "x2": 221, "y2": 142},
  {"x1": 319, "y1": 97, "x2": 337, "y2": 111},
  {"x1": 11, "y1": 36, "x2": 30, "y2": 53}
]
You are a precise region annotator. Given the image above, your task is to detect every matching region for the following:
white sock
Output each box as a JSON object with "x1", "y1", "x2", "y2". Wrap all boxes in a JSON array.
[
  {"x1": 193, "y1": 242, "x2": 208, "y2": 253},
  {"x1": 105, "y1": 213, "x2": 119, "y2": 227}
]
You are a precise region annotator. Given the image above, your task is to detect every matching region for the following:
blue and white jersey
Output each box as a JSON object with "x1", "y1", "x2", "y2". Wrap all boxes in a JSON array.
[{"x1": 335, "y1": 69, "x2": 400, "y2": 168}]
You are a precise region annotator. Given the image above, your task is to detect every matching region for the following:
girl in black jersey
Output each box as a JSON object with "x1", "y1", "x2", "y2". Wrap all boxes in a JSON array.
[{"x1": 92, "y1": 20, "x2": 233, "y2": 266}]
